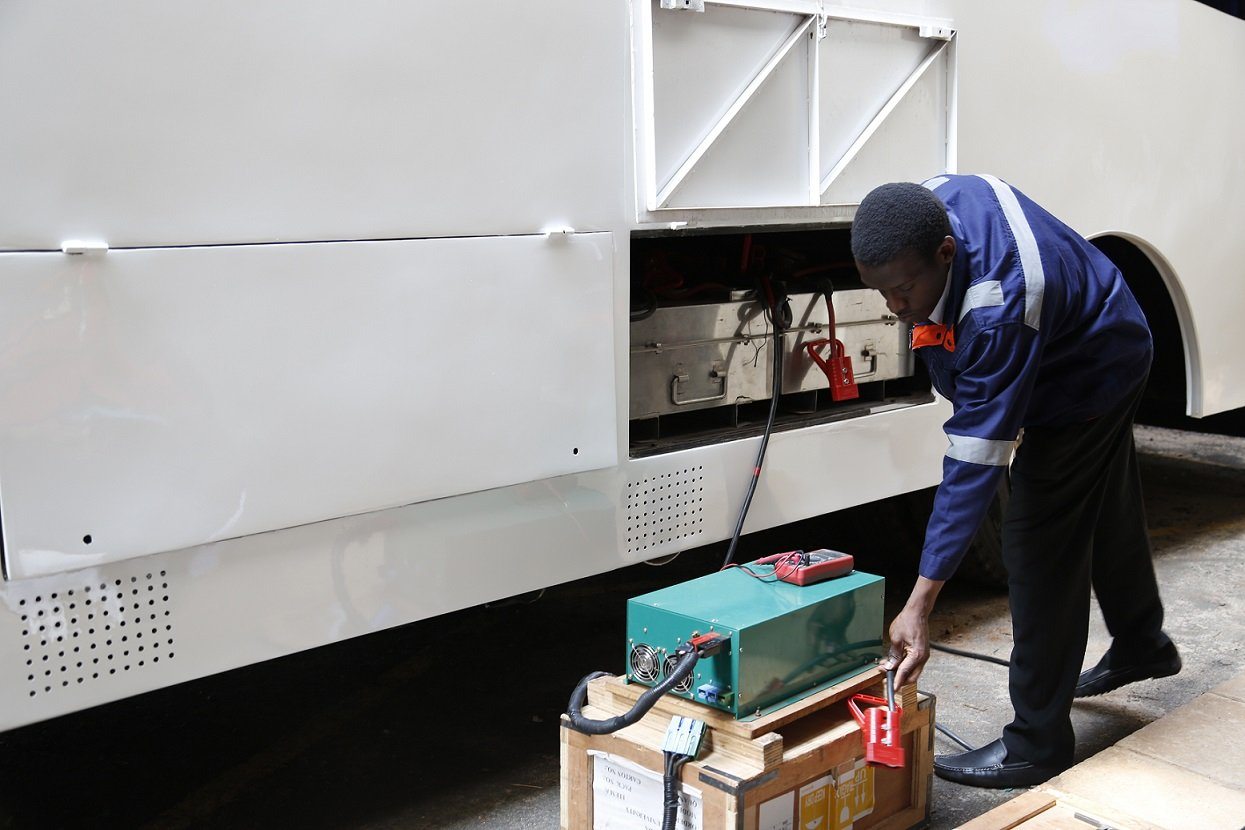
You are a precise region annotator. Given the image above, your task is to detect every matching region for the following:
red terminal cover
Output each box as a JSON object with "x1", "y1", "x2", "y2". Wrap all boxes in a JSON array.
[{"x1": 848, "y1": 693, "x2": 906, "y2": 768}]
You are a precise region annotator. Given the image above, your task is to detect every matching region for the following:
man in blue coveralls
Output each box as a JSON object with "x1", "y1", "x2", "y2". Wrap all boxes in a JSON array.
[{"x1": 851, "y1": 176, "x2": 1182, "y2": 788}]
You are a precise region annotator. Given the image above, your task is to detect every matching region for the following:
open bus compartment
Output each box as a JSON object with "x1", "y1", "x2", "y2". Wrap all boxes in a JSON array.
[
  {"x1": 630, "y1": 289, "x2": 911, "y2": 420},
  {"x1": 627, "y1": 1, "x2": 952, "y2": 455},
  {"x1": 628, "y1": 229, "x2": 933, "y2": 457}
]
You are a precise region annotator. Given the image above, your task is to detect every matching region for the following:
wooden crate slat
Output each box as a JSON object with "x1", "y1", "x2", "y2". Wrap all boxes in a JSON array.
[{"x1": 589, "y1": 666, "x2": 914, "y2": 741}]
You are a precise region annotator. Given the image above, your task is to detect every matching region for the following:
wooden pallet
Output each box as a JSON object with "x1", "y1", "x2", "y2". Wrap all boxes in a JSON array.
[
  {"x1": 561, "y1": 667, "x2": 932, "y2": 830},
  {"x1": 961, "y1": 671, "x2": 1245, "y2": 830},
  {"x1": 958, "y1": 790, "x2": 1154, "y2": 830}
]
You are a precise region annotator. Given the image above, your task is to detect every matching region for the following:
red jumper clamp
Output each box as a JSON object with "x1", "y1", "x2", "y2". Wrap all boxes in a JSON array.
[
  {"x1": 804, "y1": 292, "x2": 859, "y2": 401},
  {"x1": 848, "y1": 668, "x2": 905, "y2": 768}
]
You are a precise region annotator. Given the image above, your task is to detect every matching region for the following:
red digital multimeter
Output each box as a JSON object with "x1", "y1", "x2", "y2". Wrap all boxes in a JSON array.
[{"x1": 753, "y1": 548, "x2": 855, "y2": 586}]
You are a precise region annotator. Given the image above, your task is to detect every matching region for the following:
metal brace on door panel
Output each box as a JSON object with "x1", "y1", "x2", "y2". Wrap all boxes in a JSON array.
[
  {"x1": 818, "y1": 37, "x2": 951, "y2": 196},
  {"x1": 654, "y1": 13, "x2": 816, "y2": 207},
  {"x1": 641, "y1": 1, "x2": 956, "y2": 211}
]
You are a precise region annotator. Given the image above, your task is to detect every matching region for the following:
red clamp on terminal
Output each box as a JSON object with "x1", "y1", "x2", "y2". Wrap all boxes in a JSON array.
[
  {"x1": 806, "y1": 291, "x2": 860, "y2": 401},
  {"x1": 848, "y1": 669, "x2": 905, "y2": 768},
  {"x1": 805, "y1": 339, "x2": 859, "y2": 401},
  {"x1": 689, "y1": 632, "x2": 728, "y2": 658}
]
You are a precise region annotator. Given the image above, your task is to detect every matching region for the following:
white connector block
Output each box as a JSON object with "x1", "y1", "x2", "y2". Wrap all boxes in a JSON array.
[{"x1": 661, "y1": 715, "x2": 706, "y2": 757}]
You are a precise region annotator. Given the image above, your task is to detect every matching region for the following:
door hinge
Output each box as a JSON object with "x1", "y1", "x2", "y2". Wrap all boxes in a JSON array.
[
  {"x1": 660, "y1": 0, "x2": 705, "y2": 12},
  {"x1": 919, "y1": 24, "x2": 954, "y2": 41},
  {"x1": 61, "y1": 240, "x2": 109, "y2": 256}
]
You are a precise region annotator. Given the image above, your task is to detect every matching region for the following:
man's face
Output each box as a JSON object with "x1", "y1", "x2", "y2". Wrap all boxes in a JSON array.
[{"x1": 856, "y1": 236, "x2": 955, "y2": 326}]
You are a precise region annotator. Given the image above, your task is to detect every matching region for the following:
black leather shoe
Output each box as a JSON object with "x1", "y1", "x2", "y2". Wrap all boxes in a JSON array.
[
  {"x1": 1075, "y1": 639, "x2": 1181, "y2": 698},
  {"x1": 934, "y1": 739, "x2": 1063, "y2": 789}
]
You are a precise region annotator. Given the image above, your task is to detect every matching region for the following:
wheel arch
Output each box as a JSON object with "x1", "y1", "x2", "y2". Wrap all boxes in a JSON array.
[{"x1": 1088, "y1": 232, "x2": 1204, "y2": 419}]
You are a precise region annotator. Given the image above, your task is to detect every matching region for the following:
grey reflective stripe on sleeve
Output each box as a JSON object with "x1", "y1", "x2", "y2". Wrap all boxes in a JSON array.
[
  {"x1": 946, "y1": 434, "x2": 1014, "y2": 466},
  {"x1": 977, "y1": 174, "x2": 1045, "y2": 330},
  {"x1": 923, "y1": 176, "x2": 950, "y2": 191},
  {"x1": 957, "y1": 280, "x2": 1005, "y2": 323}
]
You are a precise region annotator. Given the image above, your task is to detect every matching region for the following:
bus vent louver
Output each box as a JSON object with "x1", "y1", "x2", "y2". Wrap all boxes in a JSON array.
[
  {"x1": 624, "y1": 465, "x2": 705, "y2": 556},
  {"x1": 15, "y1": 569, "x2": 175, "y2": 697}
]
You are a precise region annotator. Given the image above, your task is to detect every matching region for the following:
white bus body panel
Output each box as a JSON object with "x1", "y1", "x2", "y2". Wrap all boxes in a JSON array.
[
  {"x1": 0, "y1": 1, "x2": 628, "y2": 248},
  {"x1": 0, "y1": 0, "x2": 1241, "y2": 729},
  {"x1": 0, "y1": 234, "x2": 617, "y2": 580},
  {"x1": 0, "y1": 401, "x2": 943, "y2": 731},
  {"x1": 935, "y1": 0, "x2": 1244, "y2": 418}
]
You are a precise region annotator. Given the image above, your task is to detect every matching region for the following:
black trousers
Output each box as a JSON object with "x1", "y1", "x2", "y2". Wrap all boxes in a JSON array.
[{"x1": 1000, "y1": 380, "x2": 1167, "y2": 767}]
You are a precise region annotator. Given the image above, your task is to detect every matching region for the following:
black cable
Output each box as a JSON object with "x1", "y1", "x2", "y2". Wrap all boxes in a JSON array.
[
  {"x1": 662, "y1": 753, "x2": 677, "y2": 830},
  {"x1": 631, "y1": 287, "x2": 658, "y2": 322},
  {"x1": 565, "y1": 648, "x2": 700, "y2": 736},
  {"x1": 661, "y1": 752, "x2": 692, "y2": 830},
  {"x1": 920, "y1": 643, "x2": 1006, "y2": 754},
  {"x1": 721, "y1": 284, "x2": 788, "y2": 570},
  {"x1": 931, "y1": 642, "x2": 1011, "y2": 667},
  {"x1": 935, "y1": 722, "x2": 976, "y2": 752}
]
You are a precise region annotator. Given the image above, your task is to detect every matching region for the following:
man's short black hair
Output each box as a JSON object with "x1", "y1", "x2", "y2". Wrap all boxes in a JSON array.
[{"x1": 851, "y1": 182, "x2": 952, "y2": 267}]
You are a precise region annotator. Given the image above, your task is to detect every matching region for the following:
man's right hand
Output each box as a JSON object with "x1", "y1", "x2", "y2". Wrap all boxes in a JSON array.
[
  {"x1": 880, "y1": 575, "x2": 946, "y2": 688},
  {"x1": 881, "y1": 605, "x2": 930, "y2": 687}
]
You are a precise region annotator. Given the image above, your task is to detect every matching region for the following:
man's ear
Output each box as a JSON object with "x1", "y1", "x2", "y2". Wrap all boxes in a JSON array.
[{"x1": 937, "y1": 235, "x2": 956, "y2": 266}]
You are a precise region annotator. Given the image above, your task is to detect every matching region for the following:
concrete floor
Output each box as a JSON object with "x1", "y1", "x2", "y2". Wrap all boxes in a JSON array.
[{"x1": 1, "y1": 422, "x2": 1243, "y2": 829}]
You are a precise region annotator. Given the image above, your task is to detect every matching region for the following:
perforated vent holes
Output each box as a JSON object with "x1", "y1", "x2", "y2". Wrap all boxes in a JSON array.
[
  {"x1": 18, "y1": 570, "x2": 174, "y2": 697},
  {"x1": 625, "y1": 465, "x2": 705, "y2": 555}
]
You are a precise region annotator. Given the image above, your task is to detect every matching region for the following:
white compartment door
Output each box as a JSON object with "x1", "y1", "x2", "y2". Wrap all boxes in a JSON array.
[
  {"x1": 635, "y1": 1, "x2": 955, "y2": 211},
  {"x1": 0, "y1": 1, "x2": 626, "y2": 249},
  {"x1": 0, "y1": 233, "x2": 616, "y2": 580}
]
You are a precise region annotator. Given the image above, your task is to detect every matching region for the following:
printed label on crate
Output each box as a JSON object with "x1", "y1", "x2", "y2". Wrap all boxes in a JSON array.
[
  {"x1": 798, "y1": 774, "x2": 833, "y2": 830},
  {"x1": 757, "y1": 790, "x2": 794, "y2": 830},
  {"x1": 831, "y1": 760, "x2": 874, "y2": 830},
  {"x1": 589, "y1": 750, "x2": 703, "y2": 830}
]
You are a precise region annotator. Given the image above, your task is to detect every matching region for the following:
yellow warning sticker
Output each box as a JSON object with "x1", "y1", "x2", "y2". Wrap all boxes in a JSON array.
[
  {"x1": 831, "y1": 760, "x2": 875, "y2": 830},
  {"x1": 797, "y1": 774, "x2": 832, "y2": 830}
]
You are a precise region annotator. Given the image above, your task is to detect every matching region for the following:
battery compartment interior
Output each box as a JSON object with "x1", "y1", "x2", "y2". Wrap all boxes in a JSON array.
[{"x1": 629, "y1": 227, "x2": 933, "y2": 457}]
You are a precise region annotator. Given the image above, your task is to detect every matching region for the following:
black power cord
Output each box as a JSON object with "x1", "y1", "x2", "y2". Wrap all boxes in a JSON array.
[
  {"x1": 933, "y1": 720, "x2": 976, "y2": 752},
  {"x1": 931, "y1": 642, "x2": 1011, "y2": 667},
  {"x1": 566, "y1": 638, "x2": 723, "y2": 828},
  {"x1": 721, "y1": 278, "x2": 790, "y2": 570},
  {"x1": 925, "y1": 642, "x2": 1012, "y2": 752},
  {"x1": 662, "y1": 751, "x2": 693, "y2": 830},
  {"x1": 565, "y1": 647, "x2": 700, "y2": 736}
]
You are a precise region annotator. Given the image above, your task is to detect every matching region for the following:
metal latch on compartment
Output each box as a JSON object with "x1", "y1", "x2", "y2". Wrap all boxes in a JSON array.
[{"x1": 671, "y1": 361, "x2": 727, "y2": 407}]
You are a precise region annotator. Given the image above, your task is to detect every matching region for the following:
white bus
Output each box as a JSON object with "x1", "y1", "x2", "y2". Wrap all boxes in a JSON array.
[{"x1": 0, "y1": 0, "x2": 1240, "y2": 730}]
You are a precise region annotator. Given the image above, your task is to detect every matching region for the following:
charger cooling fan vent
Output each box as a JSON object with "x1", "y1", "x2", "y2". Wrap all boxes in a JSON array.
[
  {"x1": 629, "y1": 643, "x2": 661, "y2": 683},
  {"x1": 663, "y1": 654, "x2": 694, "y2": 694}
]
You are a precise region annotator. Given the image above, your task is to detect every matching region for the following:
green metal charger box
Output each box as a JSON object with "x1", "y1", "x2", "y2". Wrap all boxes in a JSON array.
[{"x1": 625, "y1": 566, "x2": 885, "y2": 718}]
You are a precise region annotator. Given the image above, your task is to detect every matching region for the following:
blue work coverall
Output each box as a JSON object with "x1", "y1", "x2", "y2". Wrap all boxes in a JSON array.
[{"x1": 913, "y1": 174, "x2": 1166, "y2": 765}]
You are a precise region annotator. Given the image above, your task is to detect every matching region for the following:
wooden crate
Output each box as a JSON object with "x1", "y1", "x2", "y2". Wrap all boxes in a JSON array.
[{"x1": 560, "y1": 667, "x2": 933, "y2": 830}]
